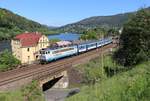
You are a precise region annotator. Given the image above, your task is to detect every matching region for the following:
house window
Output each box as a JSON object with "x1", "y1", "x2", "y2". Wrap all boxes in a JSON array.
[
  {"x1": 36, "y1": 55, "x2": 38, "y2": 60},
  {"x1": 41, "y1": 44, "x2": 42, "y2": 48},
  {"x1": 27, "y1": 48, "x2": 30, "y2": 52}
]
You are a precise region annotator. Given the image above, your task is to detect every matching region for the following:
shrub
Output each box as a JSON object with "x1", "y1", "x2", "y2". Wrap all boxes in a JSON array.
[{"x1": 0, "y1": 50, "x2": 21, "y2": 71}]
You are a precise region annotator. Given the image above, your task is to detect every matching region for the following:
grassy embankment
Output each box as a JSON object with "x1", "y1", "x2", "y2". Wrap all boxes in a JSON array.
[
  {"x1": 0, "y1": 81, "x2": 45, "y2": 101},
  {"x1": 66, "y1": 55, "x2": 150, "y2": 101}
]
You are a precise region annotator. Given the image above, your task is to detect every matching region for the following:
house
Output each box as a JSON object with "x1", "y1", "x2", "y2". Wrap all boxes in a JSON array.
[{"x1": 11, "y1": 32, "x2": 49, "y2": 64}]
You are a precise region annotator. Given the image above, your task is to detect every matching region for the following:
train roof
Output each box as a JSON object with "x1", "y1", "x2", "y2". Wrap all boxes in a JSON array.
[
  {"x1": 77, "y1": 40, "x2": 98, "y2": 46},
  {"x1": 41, "y1": 37, "x2": 112, "y2": 51},
  {"x1": 77, "y1": 37, "x2": 111, "y2": 46}
]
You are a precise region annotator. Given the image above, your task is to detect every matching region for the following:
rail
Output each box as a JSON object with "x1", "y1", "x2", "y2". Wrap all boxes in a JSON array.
[{"x1": 0, "y1": 44, "x2": 115, "y2": 87}]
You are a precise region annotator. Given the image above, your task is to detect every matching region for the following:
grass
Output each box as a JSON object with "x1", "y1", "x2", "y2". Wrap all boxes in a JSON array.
[
  {"x1": 0, "y1": 81, "x2": 45, "y2": 101},
  {"x1": 0, "y1": 91, "x2": 23, "y2": 101},
  {"x1": 75, "y1": 55, "x2": 124, "y2": 84},
  {"x1": 66, "y1": 56, "x2": 150, "y2": 101}
]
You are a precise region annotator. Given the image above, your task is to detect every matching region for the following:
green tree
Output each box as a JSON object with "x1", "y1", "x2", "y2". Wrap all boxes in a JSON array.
[
  {"x1": 49, "y1": 38, "x2": 60, "y2": 43},
  {"x1": 80, "y1": 28, "x2": 107, "y2": 40},
  {"x1": 0, "y1": 8, "x2": 57, "y2": 41},
  {"x1": 114, "y1": 8, "x2": 150, "y2": 66},
  {"x1": 107, "y1": 28, "x2": 120, "y2": 37},
  {"x1": 0, "y1": 50, "x2": 21, "y2": 71}
]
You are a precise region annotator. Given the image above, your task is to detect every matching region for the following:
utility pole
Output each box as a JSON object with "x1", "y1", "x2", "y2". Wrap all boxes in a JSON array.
[{"x1": 101, "y1": 34, "x2": 104, "y2": 77}]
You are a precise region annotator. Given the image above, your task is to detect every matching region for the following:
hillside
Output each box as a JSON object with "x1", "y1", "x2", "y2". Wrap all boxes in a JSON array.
[
  {"x1": 58, "y1": 13, "x2": 131, "y2": 33},
  {"x1": 0, "y1": 8, "x2": 57, "y2": 40},
  {"x1": 77, "y1": 13, "x2": 130, "y2": 27},
  {"x1": 59, "y1": 7, "x2": 150, "y2": 33}
]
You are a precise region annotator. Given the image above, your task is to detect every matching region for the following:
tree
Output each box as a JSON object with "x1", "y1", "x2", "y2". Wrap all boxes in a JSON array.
[
  {"x1": 80, "y1": 28, "x2": 107, "y2": 40},
  {"x1": 113, "y1": 8, "x2": 150, "y2": 66},
  {"x1": 0, "y1": 50, "x2": 21, "y2": 71},
  {"x1": 0, "y1": 8, "x2": 55, "y2": 41},
  {"x1": 107, "y1": 28, "x2": 120, "y2": 37}
]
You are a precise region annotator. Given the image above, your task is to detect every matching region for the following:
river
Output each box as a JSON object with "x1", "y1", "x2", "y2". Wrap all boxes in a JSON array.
[
  {"x1": 48, "y1": 33, "x2": 81, "y2": 41},
  {"x1": 0, "y1": 40, "x2": 12, "y2": 52}
]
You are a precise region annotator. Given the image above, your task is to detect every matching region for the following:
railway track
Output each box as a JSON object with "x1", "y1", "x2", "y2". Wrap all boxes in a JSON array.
[{"x1": 0, "y1": 44, "x2": 115, "y2": 87}]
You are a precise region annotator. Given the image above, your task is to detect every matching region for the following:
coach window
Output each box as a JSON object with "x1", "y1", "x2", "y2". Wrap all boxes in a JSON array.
[{"x1": 27, "y1": 48, "x2": 30, "y2": 52}]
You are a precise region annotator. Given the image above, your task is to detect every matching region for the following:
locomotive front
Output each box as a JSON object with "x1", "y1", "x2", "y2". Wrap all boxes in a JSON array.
[{"x1": 39, "y1": 49, "x2": 47, "y2": 63}]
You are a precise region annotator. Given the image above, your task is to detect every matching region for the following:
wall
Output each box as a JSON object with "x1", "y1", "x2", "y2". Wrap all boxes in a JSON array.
[
  {"x1": 52, "y1": 71, "x2": 69, "y2": 89},
  {"x1": 38, "y1": 35, "x2": 49, "y2": 50},
  {"x1": 11, "y1": 39, "x2": 22, "y2": 61},
  {"x1": 21, "y1": 46, "x2": 37, "y2": 64},
  {"x1": 39, "y1": 71, "x2": 69, "y2": 89}
]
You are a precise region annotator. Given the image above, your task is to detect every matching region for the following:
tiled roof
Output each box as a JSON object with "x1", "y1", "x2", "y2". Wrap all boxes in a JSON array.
[{"x1": 15, "y1": 32, "x2": 42, "y2": 47}]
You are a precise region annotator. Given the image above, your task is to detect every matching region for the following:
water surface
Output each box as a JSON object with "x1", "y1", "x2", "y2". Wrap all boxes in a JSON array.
[
  {"x1": 0, "y1": 40, "x2": 11, "y2": 52},
  {"x1": 48, "y1": 33, "x2": 81, "y2": 41}
]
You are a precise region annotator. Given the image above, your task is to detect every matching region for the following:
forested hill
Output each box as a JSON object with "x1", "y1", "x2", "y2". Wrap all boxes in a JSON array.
[
  {"x1": 59, "y1": 13, "x2": 131, "y2": 33},
  {"x1": 0, "y1": 8, "x2": 55, "y2": 40},
  {"x1": 77, "y1": 13, "x2": 130, "y2": 27},
  {"x1": 59, "y1": 7, "x2": 150, "y2": 33}
]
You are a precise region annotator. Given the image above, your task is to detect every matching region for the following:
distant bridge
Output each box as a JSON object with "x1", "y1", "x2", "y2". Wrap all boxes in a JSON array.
[{"x1": 0, "y1": 43, "x2": 116, "y2": 91}]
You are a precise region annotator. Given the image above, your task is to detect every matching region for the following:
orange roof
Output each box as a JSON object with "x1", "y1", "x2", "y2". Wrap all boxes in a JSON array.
[{"x1": 15, "y1": 32, "x2": 42, "y2": 47}]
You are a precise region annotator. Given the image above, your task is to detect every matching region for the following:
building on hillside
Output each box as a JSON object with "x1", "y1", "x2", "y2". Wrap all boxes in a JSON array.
[{"x1": 11, "y1": 32, "x2": 49, "y2": 64}]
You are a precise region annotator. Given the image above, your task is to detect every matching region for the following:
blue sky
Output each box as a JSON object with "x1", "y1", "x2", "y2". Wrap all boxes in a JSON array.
[{"x1": 0, "y1": 0, "x2": 150, "y2": 26}]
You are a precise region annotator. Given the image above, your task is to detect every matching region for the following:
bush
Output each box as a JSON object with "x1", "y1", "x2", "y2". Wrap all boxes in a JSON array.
[
  {"x1": 80, "y1": 28, "x2": 107, "y2": 40},
  {"x1": 78, "y1": 57, "x2": 106, "y2": 85},
  {"x1": 0, "y1": 50, "x2": 21, "y2": 71},
  {"x1": 21, "y1": 81, "x2": 44, "y2": 101}
]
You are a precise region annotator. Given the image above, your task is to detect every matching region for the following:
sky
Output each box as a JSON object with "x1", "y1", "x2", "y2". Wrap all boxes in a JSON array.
[{"x1": 0, "y1": 0, "x2": 150, "y2": 26}]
